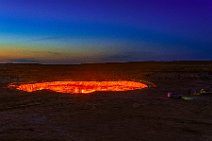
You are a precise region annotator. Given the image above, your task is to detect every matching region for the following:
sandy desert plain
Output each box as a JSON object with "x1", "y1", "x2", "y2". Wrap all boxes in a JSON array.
[{"x1": 0, "y1": 61, "x2": 211, "y2": 141}]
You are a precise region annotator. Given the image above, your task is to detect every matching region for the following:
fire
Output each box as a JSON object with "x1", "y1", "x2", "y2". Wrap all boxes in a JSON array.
[{"x1": 8, "y1": 81, "x2": 148, "y2": 94}]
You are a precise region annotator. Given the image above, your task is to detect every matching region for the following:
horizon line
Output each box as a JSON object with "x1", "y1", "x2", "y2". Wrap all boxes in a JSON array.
[{"x1": 1, "y1": 60, "x2": 212, "y2": 65}]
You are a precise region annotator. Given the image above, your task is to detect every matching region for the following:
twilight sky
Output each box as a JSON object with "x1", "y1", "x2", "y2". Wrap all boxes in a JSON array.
[{"x1": 0, "y1": 0, "x2": 211, "y2": 64}]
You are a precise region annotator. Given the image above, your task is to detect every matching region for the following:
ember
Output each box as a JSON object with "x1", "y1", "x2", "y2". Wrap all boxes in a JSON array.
[{"x1": 9, "y1": 81, "x2": 148, "y2": 94}]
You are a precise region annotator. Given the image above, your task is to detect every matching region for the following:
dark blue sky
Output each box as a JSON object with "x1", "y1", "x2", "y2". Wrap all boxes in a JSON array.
[{"x1": 0, "y1": 0, "x2": 211, "y2": 63}]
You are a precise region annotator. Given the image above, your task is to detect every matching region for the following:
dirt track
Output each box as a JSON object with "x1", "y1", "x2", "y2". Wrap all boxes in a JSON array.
[{"x1": 0, "y1": 62, "x2": 212, "y2": 141}]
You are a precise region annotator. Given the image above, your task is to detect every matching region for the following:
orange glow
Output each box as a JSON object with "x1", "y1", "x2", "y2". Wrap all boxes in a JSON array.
[{"x1": 9, "y1": 81, "x2": 148, "y2": 94}]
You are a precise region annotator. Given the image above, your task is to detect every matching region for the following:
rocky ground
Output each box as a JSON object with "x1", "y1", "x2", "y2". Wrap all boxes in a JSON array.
[{"x1": 0, "y1": 62, "x2": 212, "y2": 141}]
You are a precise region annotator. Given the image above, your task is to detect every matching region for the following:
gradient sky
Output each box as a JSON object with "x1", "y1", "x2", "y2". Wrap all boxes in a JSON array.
[{"x1": 0, "y1": 0, "x2": 211, "y2": 63}]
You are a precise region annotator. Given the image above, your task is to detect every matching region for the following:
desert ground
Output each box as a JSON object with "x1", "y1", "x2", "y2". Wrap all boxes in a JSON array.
[{"x1": 0, "y1": 62, "x2": 212, "y2": 141}]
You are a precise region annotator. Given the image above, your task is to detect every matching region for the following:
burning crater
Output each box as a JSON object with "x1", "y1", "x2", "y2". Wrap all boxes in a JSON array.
[{"x1": 8, "y1": 81, "x2": 149, "y2": 94}]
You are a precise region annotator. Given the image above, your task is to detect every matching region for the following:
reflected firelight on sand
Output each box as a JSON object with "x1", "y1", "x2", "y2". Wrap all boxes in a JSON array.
[{"x1": 9, "y1": 81, "x2": 148, "y2": 94}]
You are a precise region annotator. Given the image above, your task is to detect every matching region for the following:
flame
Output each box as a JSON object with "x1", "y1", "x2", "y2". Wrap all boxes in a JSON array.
[{"x1": 8, "y1": 81, "x2": 148, "y2": 94}]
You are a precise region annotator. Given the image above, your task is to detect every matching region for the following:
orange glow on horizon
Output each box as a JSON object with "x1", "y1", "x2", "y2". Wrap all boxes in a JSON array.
[{"x1": 9, "y1": 81, "x2": 148, "y2": 94}]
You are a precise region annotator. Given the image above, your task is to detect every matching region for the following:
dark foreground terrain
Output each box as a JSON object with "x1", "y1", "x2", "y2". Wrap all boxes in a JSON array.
[{"x1": 0, "y1": 62, "x2": 212, "y2": 141}]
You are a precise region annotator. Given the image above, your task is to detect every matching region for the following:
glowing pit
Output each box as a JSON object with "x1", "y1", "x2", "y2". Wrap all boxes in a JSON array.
[{"x1": 9, "y1": 81, "x2": 148, "y2": 94}]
